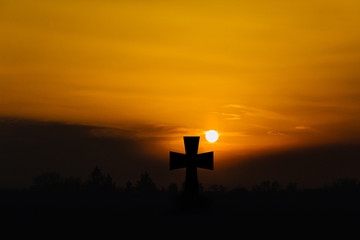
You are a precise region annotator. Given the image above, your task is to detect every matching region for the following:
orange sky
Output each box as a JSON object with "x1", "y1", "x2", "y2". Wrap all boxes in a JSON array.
[{"x1": 1, "y1": 0, "x2": 360, "y2": 161}]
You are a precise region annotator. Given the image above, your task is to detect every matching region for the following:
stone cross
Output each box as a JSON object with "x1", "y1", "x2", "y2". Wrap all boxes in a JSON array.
[{"x1": 170, "y1": 136, "x2": 214, "y2": 196}]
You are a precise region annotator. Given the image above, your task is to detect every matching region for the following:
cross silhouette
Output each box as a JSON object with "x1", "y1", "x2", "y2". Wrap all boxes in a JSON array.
[{"x1": 170, "y1": 136, "x2": 214, "y2": 196}]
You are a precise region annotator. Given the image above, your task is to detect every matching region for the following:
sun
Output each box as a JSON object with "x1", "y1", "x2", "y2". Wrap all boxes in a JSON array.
[{"x1": 205, "y1": 130, "x2": 219, "y2": 143}]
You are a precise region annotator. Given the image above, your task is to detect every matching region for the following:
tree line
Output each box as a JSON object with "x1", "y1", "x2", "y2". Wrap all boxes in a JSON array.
[
  {"x1": 29, "y1": 166, "x2": 360, "y2": 195},
  {"x1": 3, "y1": 166, "x2": 360, "y2": 220}
]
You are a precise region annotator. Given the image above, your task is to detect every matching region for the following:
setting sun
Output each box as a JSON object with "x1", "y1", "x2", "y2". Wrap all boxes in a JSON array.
[{"x1": 205, "y1": 130, "x2": 219, "y2": 143}]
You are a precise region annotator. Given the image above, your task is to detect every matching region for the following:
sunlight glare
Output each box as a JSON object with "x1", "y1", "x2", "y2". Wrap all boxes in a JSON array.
[{"x1": 205, "y1": 130, "x2": 219, "y2": 143}]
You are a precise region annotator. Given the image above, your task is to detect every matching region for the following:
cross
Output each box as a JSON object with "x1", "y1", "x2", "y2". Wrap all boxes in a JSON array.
[{"x1": 170, "y1": 136, "x2": 214, "y2": 196}]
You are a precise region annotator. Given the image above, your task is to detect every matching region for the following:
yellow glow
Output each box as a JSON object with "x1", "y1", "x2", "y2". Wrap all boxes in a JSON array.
[
  {"x1": 205, "y1": 130, "x2": 219, "y2": 143},
  {"x1": 1, "y1": 0, "x2": 360, "y2": 159}
]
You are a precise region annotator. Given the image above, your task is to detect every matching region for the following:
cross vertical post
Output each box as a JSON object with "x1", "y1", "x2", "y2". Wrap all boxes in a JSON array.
[{"x1": 170, "y1": 136, "x2": 214, "y2": 197}]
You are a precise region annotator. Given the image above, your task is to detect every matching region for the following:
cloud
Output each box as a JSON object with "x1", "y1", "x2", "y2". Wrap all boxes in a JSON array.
[
  {"x1": 295, "y1": 126, "x2": 312, "y2": 130},
  {"x1": 223, "y1": 104, "x2": 257, "y2": 115},
  {"x1": 2, "y1": 118, "x2": 360, "y2": 190},
  {"x1": 89, "y1": 123, "x2": 202, "y2": 141},
  {"x1": 220, "y1": 113, "x2": 241, "y2": 120},
  {"x1": 222, "y1": 104, "x2": 288, "y2": 120},
  {"x1": 267, "y1": 130, "x2": 286, "y2": 136},
  {"x1": 0, "y1": 118, "x2": 210, "y2": 188},
  {"x1": 0, "y1": 118, "x2": 170, "y2": 188},
  {"x1": 225, "y1": 143, "x2": 360, "y2": 188},
  {"x1": 223, "y1": 104, "x2": 243, "y2": 109},
  {"x1": 221, "y1": 131, "x2": 249, "y2": 137},
  {"x1": 89, "y1": 128, "x2": 134, "y2": 139},
  {"x1": 131, "y1": 124, "x2": 203, "y2": 140}
]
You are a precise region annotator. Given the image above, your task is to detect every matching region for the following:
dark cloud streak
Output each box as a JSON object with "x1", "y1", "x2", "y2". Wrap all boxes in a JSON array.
[
  {"x1": 0, "y1": 118, "x2": 167, "y2": 188},
  {"x1": 1, "y1": 118, "x2": 360, "y2": 190},
  {"x1": 223, "y1": 143, "x2": 360, "y2": 188}
]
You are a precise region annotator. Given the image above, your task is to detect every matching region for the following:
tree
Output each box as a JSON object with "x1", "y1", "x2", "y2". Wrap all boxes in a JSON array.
[
  {"x1": 32, "y1": 172, "x2": 63, "y2": 191},
  {"x1": 331, "y1": 178, "x2": 359, "y2": 192},
  {"x1": 210, "y1": 184, "x2": 227, "y2": 193},
  {"x1": 167, "y1": 183, "x2": 179, "y2": 195},
  {"x1": 253, "y1": 181, "x2": 280, "y2": 192},
  {"x1": 103, "y1": 173, "x2": 116, "y2": 190},
  {"x1": 135, "y1": 172, "x2": 157, "y2": 194},
  {"x1": 125, "y1": 181, "x2": 133, "y2": 194},
  {"x1": 286, "y1": 182, "x2": 297, "y2": 192},
  {"x1": 88, "y1": 166, "x2": 105, "y2": 186},
  {"x1": 63, "y1": 177, "x2": 82, "y2": 192},
  {"x1": 87, "y1": 166, "x2": 116, "y2": 191}
]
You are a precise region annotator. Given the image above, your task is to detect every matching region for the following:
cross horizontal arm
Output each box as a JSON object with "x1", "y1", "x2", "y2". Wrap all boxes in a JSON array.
[
  {"x1": 169, "y1": 152, "x2": 187, "y2": 170},
  {"x1": 197, "y1": 152, "x2": 214, "y2": 170}
]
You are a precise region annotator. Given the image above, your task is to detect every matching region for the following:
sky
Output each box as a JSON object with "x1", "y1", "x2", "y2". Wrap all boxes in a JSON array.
[{"x1": 1, "y1": 0, "x2": 360, "y2": 188}]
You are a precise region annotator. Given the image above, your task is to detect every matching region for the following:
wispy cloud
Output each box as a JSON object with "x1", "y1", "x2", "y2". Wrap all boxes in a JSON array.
[
  {"x1": 221, "y1": 131, "x2": 249, "y2": 137},
  {"x1": 223, "y1": 104, "x2": 288, "y2": 120},
  {"x1": 267, "y1": 130, "x2": 286, "y2": 136},
  {"x1": 295, "y1": 126, "x2": 312, "y2": 130},
  {"x1": 88, "y1": 124, "x2": 202, "y2": 140},
  {"x1": 223, "y1": 104, "x2": 243, "y2": 109},
  {"x1": 220, "y1": 113, "x2": 241, "y2": 120},
  {"x1": 131, "y1": 124, "x2": 204, "y2": 140},
  {"x1": 223, "y1": 104, "x2": 257, "y2": 115}
]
